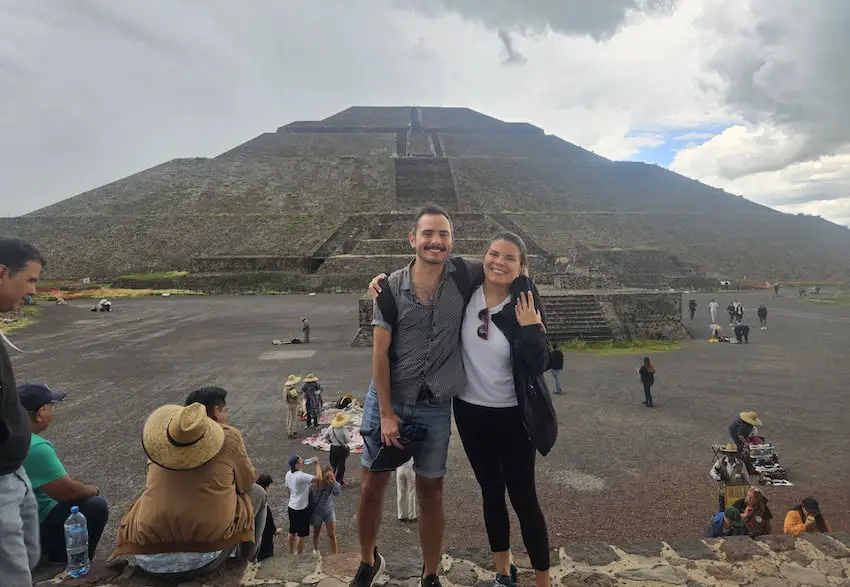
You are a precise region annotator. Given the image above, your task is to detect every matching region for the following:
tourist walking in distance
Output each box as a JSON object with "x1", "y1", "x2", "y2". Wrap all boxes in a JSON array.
[
  {"x1": 757, "y1": 304, "x2": 768, "y2": 330},
  {"x1": 0, "y1": 237, "x2": 45, "y2": 586},
  {"x1": 688, "y1": 298, "x2": 697, "y2": 320},
  {"x1": 452, "y1": 233, "x2": 553, "y2": 587},
  {"x1": 549, "y1": 344, "x2": 564, "y2": 394},
  {"x1": 637, "y1": 357, "x2": 655, "y2": 407},
  {"x1": 283, "y1": 374, "x2": 302, "y2": 438},
  {"x1": 301, "y1": 317, "x2": 310, "y2": 343},
  {"x1": 709, "y1": 298, "x2": 720, "y2": 324},
  {"x1": 396, "y1": 459, "x2": 417, "y2": 521}
]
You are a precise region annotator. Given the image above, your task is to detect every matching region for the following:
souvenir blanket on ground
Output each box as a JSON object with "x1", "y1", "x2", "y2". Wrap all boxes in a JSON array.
[{"x1": 301, "y1": 404, "x2": 365, "y2": 454}]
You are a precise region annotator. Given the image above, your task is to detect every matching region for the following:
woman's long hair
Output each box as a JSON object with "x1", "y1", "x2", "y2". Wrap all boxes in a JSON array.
[
  {"x1": 792, "y1": 504, "x2": 829, "y2": 532},
  {"x1": 313, "y1": 465, "x2": 334, "y2": 491},
  {"x1": 643, "y1": 357, "x2": 655, "y2": 373}
]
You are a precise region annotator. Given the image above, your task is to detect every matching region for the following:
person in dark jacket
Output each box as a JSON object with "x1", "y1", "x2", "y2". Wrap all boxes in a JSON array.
[
  {"x1": 256, "y1": 474, "x2": 282, "y2": 561},
  {"x1": 734, "y1": 324, "x2": 750, "y2": 343},
  {"x1": 729, "y1": 411, "x2": 761, "y2": 454},
  {"x1": 757, "y1": 305, "x2": 768, "y2": 330},
  {"x1": 0, "y1": 237, "x2": 45, "y2": 585},
  {"x1": 453, "y1": 232, "x2": 553, "y2": 587},
  {"x1": 549, "y1": 344, "x2": 564, "y2": 394},
  {"x1": 637, "y1": 357, "x2": 655, "y2": 407}
]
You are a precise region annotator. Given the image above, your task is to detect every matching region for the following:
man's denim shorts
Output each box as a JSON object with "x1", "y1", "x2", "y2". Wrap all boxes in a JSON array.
[{"x1": 360, "y1": 381, "x2": 452, "y2": 478}]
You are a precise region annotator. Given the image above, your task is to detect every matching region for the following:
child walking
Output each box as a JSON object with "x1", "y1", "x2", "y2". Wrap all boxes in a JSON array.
[{"x1": 637, "y1": 357, "x2": 656, "y2": 408}]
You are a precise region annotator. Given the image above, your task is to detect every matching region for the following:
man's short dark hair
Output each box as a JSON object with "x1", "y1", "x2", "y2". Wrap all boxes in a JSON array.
[
  {"x1": 184, "y1": 386, "x2": 227, "y2": 418},
  {"x1": 413, "y1": 204, "x2": 452, "y2": 233},
  {"x1": 0, "y1": 237, "x2": 46, "y2": 274},
  {"x1": 257, "y1": 473, "x2": 273, "y2": 489}
]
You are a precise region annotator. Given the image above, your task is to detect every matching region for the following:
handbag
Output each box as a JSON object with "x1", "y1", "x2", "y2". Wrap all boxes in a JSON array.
[
  {"x1": 519, "y1": 372, "x2": 558, "y2": 456},
  {"x1": 332, "y1": 428, "x2": 351, "y2": 458}
]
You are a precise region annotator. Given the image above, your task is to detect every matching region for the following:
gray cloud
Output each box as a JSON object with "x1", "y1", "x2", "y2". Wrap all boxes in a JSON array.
[
  {"x1": 703, "y1": 0, "x2": 850, "y2": 178},
  {"x1": 392, "y1": 0, "x2": 678, "y2": 38},
  {"x1": 497, "y1": 29, "x2": 526, "y2": 65}
]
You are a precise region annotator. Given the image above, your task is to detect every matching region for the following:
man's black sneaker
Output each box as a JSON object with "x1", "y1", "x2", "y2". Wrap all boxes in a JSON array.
[
  {"x1": 421, "y1": 574, "x2": 442, "y2": 587},
  {"x1": 351, "y1": 548, "x2": 386, "y2": 587}
]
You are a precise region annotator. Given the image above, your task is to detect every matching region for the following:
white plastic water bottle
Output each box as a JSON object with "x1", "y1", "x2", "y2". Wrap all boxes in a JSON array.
[{"x1": 64, "y1": 506, "x2": 90, "y2": 578}]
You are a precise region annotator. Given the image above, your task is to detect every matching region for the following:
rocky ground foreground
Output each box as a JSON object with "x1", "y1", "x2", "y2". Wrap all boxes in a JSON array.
[{"x1": 36, "y1": 532, "x2": 850, "y2": 586}]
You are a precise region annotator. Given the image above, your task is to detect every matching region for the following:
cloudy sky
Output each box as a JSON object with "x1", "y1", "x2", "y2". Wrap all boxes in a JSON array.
[{"x1": 2, "y1": 0, "x2": 849, "y2": 224}]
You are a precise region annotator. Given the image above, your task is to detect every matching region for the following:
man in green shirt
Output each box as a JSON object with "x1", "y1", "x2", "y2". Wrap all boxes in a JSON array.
[{"x1": 20, "y1": 383, "x2": 109, "y2": 564}]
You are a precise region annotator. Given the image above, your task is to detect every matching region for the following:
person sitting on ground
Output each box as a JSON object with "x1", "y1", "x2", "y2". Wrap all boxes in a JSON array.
[
  {"x1": 20, "y1": 383, "x2": 109, "y2": 565},
  {"x1": 704, "y1": 507, "x2": 746, "y2": 538},
  {"x1": 321, "y1": 413, "x2": 351, "y2": 487},
  {"x1": 301, "y1": 374, "x2": 323, "y2": 429},
  {"x1": 286, "y1": 455, "x2": 323, "y2": 555},
  {"x1": 733, "y1": 323, "x2": 750, "y2": 344},
  {"x1": 91, "y1": 298, "x2": 112, "y2": 312},
  {"x1": 256, "y1": 474, "x2": 283, "y2": 561},
  {"x1": 731, "y1": 486, "x2": 772, "y2": 537},
  {"x1": 784, "y1": 497, "x2": 831, "y2": 536},
  {"x1": 311, "y1": 465, "x2": 342, "y2": 554},
  {"x1": 112, "y1": 398, "x2": 268, "y2": 576}
]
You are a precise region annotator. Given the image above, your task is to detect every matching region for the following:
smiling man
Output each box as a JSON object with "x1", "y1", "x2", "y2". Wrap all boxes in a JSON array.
[
  {"x1": 353, "y1": 206, "x2": 478, "y2": 587},
  {"x1": 0, "y1": 237, "x2": 46, "y2": 585}
]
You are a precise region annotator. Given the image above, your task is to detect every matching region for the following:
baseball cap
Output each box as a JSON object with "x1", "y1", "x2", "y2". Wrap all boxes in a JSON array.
[
  {"x1": 18, "y1": 383, "x2": 67, "y2": 412},
  {"x1": 288, "y1": 455, "x2": 300, "y2": 472},
  {"x1": 724, "y1": 507, "x2": 744, "y2": 528}
]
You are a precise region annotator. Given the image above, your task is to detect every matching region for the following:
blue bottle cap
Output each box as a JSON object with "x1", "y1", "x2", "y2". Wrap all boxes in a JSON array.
[{"x1": 71, "y1": 506, "x2": 80, "y2": 514}]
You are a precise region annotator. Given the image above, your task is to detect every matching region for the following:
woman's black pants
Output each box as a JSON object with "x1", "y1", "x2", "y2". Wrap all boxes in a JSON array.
[{"x1": 453, "y1": 398, "x2": 550, "y2": 571}]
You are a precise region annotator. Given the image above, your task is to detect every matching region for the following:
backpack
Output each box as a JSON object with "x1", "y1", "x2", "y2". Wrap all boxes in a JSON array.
[{"x1": 375, "y1": 257, "x2": 474, "y2": 357}]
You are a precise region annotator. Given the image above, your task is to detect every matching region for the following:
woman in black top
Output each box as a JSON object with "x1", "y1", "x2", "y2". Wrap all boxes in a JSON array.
[{"x1": 637, "y1": 357, "x2": 655, "y2": 407}]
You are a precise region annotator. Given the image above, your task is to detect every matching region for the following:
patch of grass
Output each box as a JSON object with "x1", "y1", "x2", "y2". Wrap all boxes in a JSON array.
[
  {"x1": 558, "y1": 339, "x2": 683, "y2": 355},
  {"x1": 1, "y1": 306, "x2": 40, "y2": 332},
  {"x1": 118, "y1": 271, "x2": 189, "y2": 280},
  {"x1": 35, "y1": 287, "x2": 203, "y2": 300}
]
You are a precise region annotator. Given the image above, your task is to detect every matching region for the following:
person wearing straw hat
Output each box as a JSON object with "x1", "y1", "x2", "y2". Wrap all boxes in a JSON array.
[
  {"x1": 283, "y1": 375, "x2": 302, "y2": 438},
  {"x1": 301, "y1": 374, "x2": 323, "y2": 429},
  {"x1": 321, "y1": 413, "x2": 351, "y2": 486},
  {"x1": 112, "y1": 403, "x2": 268, "y2": 576},
  {"x1": 729, "y1": 411, "x2": 763, "y2": 455},
  {"x1": 709, "y1": 443, "x2": 750, "y2": 511}
]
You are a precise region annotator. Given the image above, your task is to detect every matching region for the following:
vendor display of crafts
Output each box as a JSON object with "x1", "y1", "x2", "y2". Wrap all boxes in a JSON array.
[
  {"x1": 301, "y1": 399, "x2": 365, "y2": 454},
  {"x1": 748, "y1": 442, "x2": 792, "y2": 486}
]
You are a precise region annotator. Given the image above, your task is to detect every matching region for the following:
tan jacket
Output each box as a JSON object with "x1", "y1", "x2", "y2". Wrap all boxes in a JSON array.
[{"x1": 112, "y1": 424, "x2": 257, "y2": 557}]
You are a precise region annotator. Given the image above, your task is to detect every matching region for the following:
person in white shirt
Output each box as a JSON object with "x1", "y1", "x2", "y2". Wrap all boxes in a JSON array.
[
  {"x1": 396, "y1": 459, "x2": 417, "y2": 521},
  {"x1": 453, "y1": 233, "x2": 552, "y2": 587},
  {"x1": 709, "y1": 299, "x2": 720, "y2": 324},
  {"x1": 285, "y1": 455, "x2": 322, "y2": 554}
]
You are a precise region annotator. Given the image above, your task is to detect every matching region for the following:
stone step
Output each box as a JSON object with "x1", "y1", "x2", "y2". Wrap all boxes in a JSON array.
[{"x1": 349, "y1": 238, "x2": 489, "y2": 256}]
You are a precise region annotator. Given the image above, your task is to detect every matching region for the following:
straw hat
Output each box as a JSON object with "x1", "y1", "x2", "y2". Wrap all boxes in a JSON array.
[
  {"x1": 718, "y1": 443, "x2": 739, "y2": 454},
  {"x1": 303, "y1": 373, "x2": 318, "y2": 383},
  {"x1": 331, "y1": 413, "x2": 350, "y2": 428},
  {"x1": 142, "y1": 403, "x2": 225, "y2": 471},
  {"x1": 739, "y1": 411, "x2": 763, "y2": 427},
  {"x1": 285, "y1": 374, "x2": 302, "y2": 387}
]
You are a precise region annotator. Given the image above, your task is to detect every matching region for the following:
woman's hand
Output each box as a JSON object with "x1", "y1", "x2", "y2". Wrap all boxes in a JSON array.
[
  {"x1": 515, "y1": 291, "x2": 543, "y2": 326},
  {"x1": 368, "y1": 274, "x2": 388, "y2": 300}
]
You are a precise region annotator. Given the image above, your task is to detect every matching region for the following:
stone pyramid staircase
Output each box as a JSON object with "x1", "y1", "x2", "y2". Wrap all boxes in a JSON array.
[{"x1": 541, "y1": 293, "x2": 615, "y2": 342}]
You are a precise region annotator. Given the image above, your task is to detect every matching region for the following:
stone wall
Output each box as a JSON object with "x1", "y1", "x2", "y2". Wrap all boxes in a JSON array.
[
  {"x1": 53, "y1": 532, "x2": 850, "y2": 585},
  {"x1": 352, "y1": 290, "x2": 686, "y2": 346},
  {"x1": 188, "y1": 256, "x2": 314, "y2": 273},
  {"x1": 598, "y1": 291, "x2": 688, "y2": 340}
]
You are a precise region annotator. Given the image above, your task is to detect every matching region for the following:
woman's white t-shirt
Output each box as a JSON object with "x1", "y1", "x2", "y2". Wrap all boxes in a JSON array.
[
  {"x1": 458, "y1": 287, "x2": 517, "y2": 408},
  {"x1": 285, "y1": 470, "x2": 315, "y2": 510}
]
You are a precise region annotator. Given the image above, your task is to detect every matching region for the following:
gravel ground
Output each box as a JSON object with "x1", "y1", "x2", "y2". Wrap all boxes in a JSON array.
[{"x1": 7, "y1": 290, "x2": 850, "y2": 561}]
